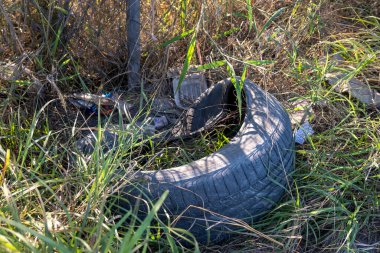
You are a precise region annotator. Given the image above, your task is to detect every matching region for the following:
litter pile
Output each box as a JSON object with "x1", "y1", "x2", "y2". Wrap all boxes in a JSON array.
[{"x1": 68, "y1": 73, "x2": 213, "y2": 156}]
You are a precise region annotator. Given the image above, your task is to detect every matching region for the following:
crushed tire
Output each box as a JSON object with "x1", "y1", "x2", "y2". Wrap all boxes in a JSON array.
[{"x1": 117, "y1": 78, "x2": 294, "y2": 244}]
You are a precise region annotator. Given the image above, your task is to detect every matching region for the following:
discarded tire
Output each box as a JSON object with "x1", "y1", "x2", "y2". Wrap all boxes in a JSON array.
[{"x1": 118, "y1": 78, "x2": 294, "y2": 244}]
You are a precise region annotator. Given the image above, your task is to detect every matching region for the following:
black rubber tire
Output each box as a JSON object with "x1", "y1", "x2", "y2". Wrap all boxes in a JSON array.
[{"x1": 121, "y1": 78, "x2": 294, "y2": 244}]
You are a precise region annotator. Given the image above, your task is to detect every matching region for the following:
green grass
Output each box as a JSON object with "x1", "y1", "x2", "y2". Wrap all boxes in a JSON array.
[{"x1": 1, "y1": 0, "x2": 380, "y2": 252}]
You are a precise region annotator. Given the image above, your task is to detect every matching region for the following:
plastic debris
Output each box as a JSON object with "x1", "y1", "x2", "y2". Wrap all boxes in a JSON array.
[
  {"x1": 172, "y1": 73, "x2": 207, "y2": 109},
  {"x1": 67, "y1": 97, "x2": 97, "y2": 113},
  {"x1": 294, "y1": 121, "x2": 314, "y2": 144},
  {"x1": 326, "y1": 72, "x2": 380, "y2": 108},
  {"x1": 288, "y1": 99, "x2": 314, "y2": 126},
  {"x1": 76, "y1": 120, "x2": 159, "y2": 155},
  {"x1": 139, "y1": 116, "x2": 168, "y2": 133},
  {"x1": 135, "y1": 121, "x2": 156, "y2": 136},
  {"x1": 67, "y1": 93, "x2": 115, "y2": 114},
  {"x1": 153, "y1": 116, "x2": 168, "y2": 130},
  {"x1": 67, "y1": 92, "x2": 133, "y2": 116},
  {"x1": 76, "y1": 130, "x2": 119, "y2": 155},
  {"x1": 151, "y1": 98, "x2": 176, "y2": 112},
  {"x1": 324, "y1": 54, "x2": 380, "y2": 108},
  {"x1": 151, "y1": 98, "x2": 182, "y2": 124}
]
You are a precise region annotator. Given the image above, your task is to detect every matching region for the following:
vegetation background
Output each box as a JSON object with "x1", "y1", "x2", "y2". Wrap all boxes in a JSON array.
[{"x1": 0, "y1": 0, "x2": 379, "y2": 252}]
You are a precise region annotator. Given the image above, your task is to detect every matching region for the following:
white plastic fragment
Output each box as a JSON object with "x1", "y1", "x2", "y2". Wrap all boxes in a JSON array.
[
  {"x1": 294, "y1": 121, "x2": 314, "y2": 144},
  {"x1": 152, "y1": 98, "x2": 176, "y2": 112},
  {"x1": 326, "y1": 72, "x2": 380, "y2": 107},
  {"x1": 324, "y1": 54, "x2": 380, "y2": 108},
  {"x1": 288, "y1": 99, "x2": 314, "y2": 126},
  {"x1": 153, "y1": 116, "x2": 168, "y2": 130},
  {"x1": 172, "y1": 73, "x2": 207, "y2": 109},
  {"x1": 67, "y1": 92, "x2": 134, "y2": 119}
]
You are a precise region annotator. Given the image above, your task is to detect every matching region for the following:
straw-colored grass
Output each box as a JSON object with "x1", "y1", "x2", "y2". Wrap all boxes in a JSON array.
[{"x1": 0, "y1": 0, "x2": 379, "y2": 252}]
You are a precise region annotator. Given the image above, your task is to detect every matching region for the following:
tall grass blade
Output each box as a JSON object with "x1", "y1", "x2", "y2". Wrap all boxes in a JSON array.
[
  {"x1": 120, "y1": 190, "x2": 169, "y2": 252},
  {"x1": 226, "y1": 62, "x2": 243, "y2": 118},
  {"x1": 196, "y1": 60, "x2": 226, "y2": 71},
  {"x1": 54, "y1": 6, "x2": 69, "y2": 15},
  {"x1": 0, "y1": 233, "x2": 20, "y2": 253},
  {"x1": 1, "y1": 228, "x2": 36, "y2": 252},
  {"x1": 239, "y1": 64, "x2": 248, "y2": 115},
  {"x1": 0, "y1": 217, "x2": 71, "y2": 253},
  {"x1": 101, "y1": 210, "x2": 132, "y2": 252},
  {"x1": 245, "y1": 59, "x2": 275, "y2": 65},
  {"x1": 51, "y1": 24, "x2": 63, "y2": 58},
  {"x1": 257, "y1": 7, "x2": 286, "y2": 38},
  {"x1": 0, "y1": 149, "x2": 10, "y2": 184},
  {"x1": 180, "y1": 0, "x2": 189, "y2": 32},
  {"x1": 176, "y1": 31, "x2": 197, "y2": 92},
  {"x1": 246, "y1": 0, "x2": 256, "y2": 32},
  {"x1": 160, "y1": 29, "x2": 194, "y2": 48}
]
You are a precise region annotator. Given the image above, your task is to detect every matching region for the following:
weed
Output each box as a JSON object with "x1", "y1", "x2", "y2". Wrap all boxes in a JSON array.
[{"x1": 0, "y1": 0, "x2": 379, "y2": 252}]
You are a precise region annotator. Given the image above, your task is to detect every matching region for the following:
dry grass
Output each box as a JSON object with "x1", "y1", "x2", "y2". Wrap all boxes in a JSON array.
[{"x1": 0, "y1": 0, "x2": 379, "y2": 252}]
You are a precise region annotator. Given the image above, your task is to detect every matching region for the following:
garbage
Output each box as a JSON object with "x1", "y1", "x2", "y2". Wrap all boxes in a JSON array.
[
  {"x1": 294, "y1": 121, "x2": 314, "y2": 144},
  {"x1": 67, "y1": 93, "x2": 115, "y2": 115},
  {"x1": 136, "y1": 116, "x2": 168, "y2": 134},
  {"x1": 172, "y1": 73, "x2": 207, "y2": 109},
  {"x1": 135, "y1": 121, "x2": 156, "y2": 136},
  {"x1": 153, "y1": 116, "x2": 168, "y2": 130},
  {"x1": 67, "y1": 92, "x2": 134, "y2": 116},
  {"x1": 67, "y1": 97, "x2": 97, "y2": 113},
  {"x1": 76, "y1": 130, "x2": 119, "y2": 155},
  {"x1": 71, "y1": 93, "x2": 178, "y2": 156},
  {"x1": 151, "y1": 98, "x2": 176, "y2": 112},
  {"x1": 150, "y1": 97, "x2": 182, "y2": 125},
  {"x1": 76, "y1": 120, "x2": 159, "y2": 155},
  {"x1": 324, "y1": 54, "x2": 380, "y2": 108},
  {"x1": 326, "y1": 72, "x2": 380, "y2": 108},
  {"x1": 288, "y1": 99, "x2": 314, "y2": 126}
]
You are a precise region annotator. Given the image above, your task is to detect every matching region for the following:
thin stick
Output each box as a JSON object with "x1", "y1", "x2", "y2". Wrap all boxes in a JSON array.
[{"x1": 0, "y1": 0, "x2": 22, "y2": 53}]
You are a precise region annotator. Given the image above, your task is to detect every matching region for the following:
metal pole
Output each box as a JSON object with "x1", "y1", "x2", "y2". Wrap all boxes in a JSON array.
[{"x1": 126, "y1": 0, "x2": 141, "y2": 90}]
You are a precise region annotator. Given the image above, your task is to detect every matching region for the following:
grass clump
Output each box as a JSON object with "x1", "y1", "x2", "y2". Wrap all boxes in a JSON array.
[{"x1": 0, "y1": 0, "x2": 380, "y2": 252}]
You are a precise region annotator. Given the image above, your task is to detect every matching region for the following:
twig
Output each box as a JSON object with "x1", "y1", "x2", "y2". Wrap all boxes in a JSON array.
[
  {"x1": 0, "y1": 0, "x2": 22, "y2": 53},
  {"x1": 46, "y1": 71, "x2": 67, "y2": 111}
]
